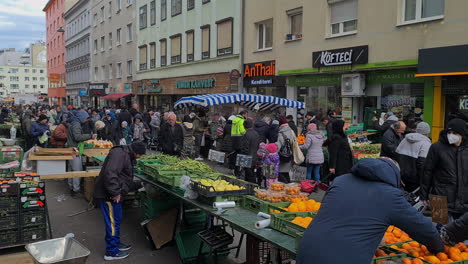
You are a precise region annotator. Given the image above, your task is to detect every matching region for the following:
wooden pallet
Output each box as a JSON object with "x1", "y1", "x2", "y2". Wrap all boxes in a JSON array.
[{"x1": 0, "y1": 251, "x2": 35, "y2": 264}]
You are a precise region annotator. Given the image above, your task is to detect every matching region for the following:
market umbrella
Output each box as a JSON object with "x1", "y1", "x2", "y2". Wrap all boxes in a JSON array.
[{"x1": 174, "y1": 93, "x2": 305, "y2": 111}]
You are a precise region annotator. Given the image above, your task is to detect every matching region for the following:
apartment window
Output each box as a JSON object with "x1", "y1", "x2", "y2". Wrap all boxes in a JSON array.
[
  {"x1": 201, "y1": 25, "x2": 210, "y2": 59},
  {"x1": 127, "y1": 0, "x2": 133, "y2": 6},
  {"x1": 139, "y1": 5, "x2": 147, "y2": 29},
  {"x1": 170, "y1": 34, "x2": 181, "y2": 64},
  {"x1": 10, "y1": 68, "x2": 18, "y2": 73},
  {"x1": 40, "y1": 69, "x2": 44, "y2": 73},
  {"x1": 109, "y1": 33, "x2": 113, "y2": 48},
  {"x1": 25, "y1": 85, "x2": 29, "y2": 89},
  {"x1": 117, "y1": 62, "x2": 122, "y2": 78},
  {"x1": 287, "y1": 8, "x2": 303, "y2": 40},
  {"x1": 187, "y1": 0, "x2": 195, "y2": 10},
  {"x1": 108, "y1": 1, "x2": 112, "y2": 17},
  {"x1": 403, "y1": 0, "x2": 444, "y2": 24},
  {"x1": 149, "y1": 42, "x2": 156, "y2": 68},
  {"x1": 127, "y1": 24, "x2": 133, "y2": 42},
  {"x1": 101, "y1": 36, "x2": 105, "y2": 51},
  {"x1": 32, "y1": 85, "x2": 37, "y2": 89},
  {"x1": 117, "y1": 0, "x2": 122, "y2": 10},
  {"x1": 24, "y1": 69, "x2": 29, "y2": 73},
  {"x1": 93, "y1": 13, "x2": 97, "y2": 26},
  {"x1": 139, "y1": 45, "x2": 148, "y2": 70},
  {"x1": 25, "y1": 77, "x2": 30, "y2": 81},
  {"x1": 216, "y1": 18, "x2": 233, "y2": 56},
  {"x1": 40, "y1": 85, "x2": 44, "y2": 89},
  {"x1": 202, "y1": 0, "x2": 210, "y2": 3},
  {"x1": 161, "y1": 0, "x2": 167, "y2": 21},
  {"x1": 160, "y1": 39, "x2": 167, "y2": 66},
  {"x1": 150, "y1": 1, "x2": 156, "y2": 25},
  {"x1": 40, "y1": 77, "x2": 45, "y2": 81},
  {"x1": 11, "y1": 84, "x2": 19, "y2": 89},
  {"x1": 330, "y1": 0, "x2": 358, "y2": 36},
  {"x1": 186, "y1": 30, "x2": 194, "y2": 62},
  {"x1": 94, "y1": 39, "x2": 98, "y2": 53},
  {"x1": 127, "y1": 60, "x2": 133, "y2": 76},
  {"x1": 109, "y1": 64, "x2": 113, "y2": 79},
  {"x1": 101, "y1": 65, "x2": 106, "y2": 80},
  {"x1": 257, "y1": 19, "x2": 272, "y2": 50},
  {"x1": 9, "y1": 76, "x2": 18, "y2": 82},
  {"x1": 100, "y1": 6, "x2": 105, "y2": 23},
  {"x1": 33, "y1": 77, "x2": 37, "y2": 81},
  {"x1": 171, "y1": 0, "x2": 182, "y2": 16},
  {"x1": 117, "y1": 28, "x2": 121, "y2": 45}
]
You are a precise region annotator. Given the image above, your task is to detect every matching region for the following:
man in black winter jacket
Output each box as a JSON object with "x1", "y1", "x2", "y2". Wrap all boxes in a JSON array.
[
  {"x1": 421, "y1": 118, "x2": 468, "y2": 219},
  {"x1": 158, "y1": 113, "x2": 184, "y2": 156},
  {"x1": 93, "y1": 142, "x2": 146, "y2": 260},
  {"x1": 240, "y1": 119, "x2": 261, "y2": 183},
  {"x1": 253, "y1": 116, "x2": 270, "y2": 143},
  {"x1": 381, "y1": 121, "x2": 406, "y2": 161}
]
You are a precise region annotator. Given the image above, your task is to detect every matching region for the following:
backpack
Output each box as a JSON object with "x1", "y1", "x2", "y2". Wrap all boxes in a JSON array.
[{"x1": 279, "y1": 132, "x2": 293, "y2": 162}]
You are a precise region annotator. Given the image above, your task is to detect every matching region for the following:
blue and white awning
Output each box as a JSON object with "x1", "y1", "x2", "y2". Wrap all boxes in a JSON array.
[{"x1": 174, "y1": 93, "x2": 305, "y2": 110}]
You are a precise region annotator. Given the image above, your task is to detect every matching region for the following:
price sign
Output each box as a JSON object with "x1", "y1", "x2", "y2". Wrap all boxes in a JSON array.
[
  {"x1": 430, "y1": 195, "x2": 448, "y2": 224},
  {"x1": 236, "y1": 154, "x2": 252, "y2": 168}
]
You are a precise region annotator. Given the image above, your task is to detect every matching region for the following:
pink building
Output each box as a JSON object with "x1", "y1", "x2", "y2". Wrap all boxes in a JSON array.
[{"x1": 43, "y1": 0, "x2": 66, "y2": 106}]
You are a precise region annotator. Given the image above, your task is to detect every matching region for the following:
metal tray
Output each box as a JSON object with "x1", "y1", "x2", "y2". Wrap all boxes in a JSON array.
[{"x1": 25, "y1": 237, "x2": 90, "y2": 264}]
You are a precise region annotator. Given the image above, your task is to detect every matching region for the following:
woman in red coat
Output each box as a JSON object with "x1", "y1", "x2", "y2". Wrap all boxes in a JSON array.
[{"x1": 50, "y1": 122, "x2": 68, "y2": 148}]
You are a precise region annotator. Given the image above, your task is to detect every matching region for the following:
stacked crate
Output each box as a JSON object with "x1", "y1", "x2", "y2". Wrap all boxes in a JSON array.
[{"x1": 0, "y1": 172, "x2": 47, "y2": 248}]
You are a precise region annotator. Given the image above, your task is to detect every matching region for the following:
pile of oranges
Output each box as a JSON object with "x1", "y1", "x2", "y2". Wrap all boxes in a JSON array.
[
  {"x1": 383, "y1": 226, "x2": 412, "y2": 244},
  {"x1": 283, "y1": 199, "x2": 321, "y2": 212},
  {"x1": 390, "y1": 242, "x2": 468, "y2": 263},
  {"x1": 291, "y1": 216, "x2": 313, "y2": 228}
]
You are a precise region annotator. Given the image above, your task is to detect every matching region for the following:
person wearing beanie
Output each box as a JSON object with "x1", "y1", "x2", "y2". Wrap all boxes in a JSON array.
[
  {"x1": 300, "y1": 123, "x2": 325, "y2": 182},
  {"x1": 268, "y1": 120, "x2": 280, "y2": 143},
  {"x1": 262, "y1": 143, "x2": 280, "y2": 188},
  {"x1": 302, "y1": 111, "x2": 319, "y2": 135},
  {"x1": 421, "y1": 118, "x2": 468, "y2": 218},
  {"x1": 240, "y1": 118, "x2": 261, "y2": 183},
  {"x1": 30, "y1": 114, "x2": 50, "y2": 147},
  {"x1": 93, "y1": 141, "x2": 146, "y2": 261},
  {"x1": 130, "y1": 114, "x2": 148, "y2": 142},
  {"x1": 396, "y1": 122, "x2": 432, "y2": 192},
  {"x1": 286, "y1": 115, "x2": 298, "y2": 136},
  {"x1": 115, "y1": 121, "x2": 132, "y2": 145},
  {"x1": 276, "y1": 116, "x2": 296, "y2": 183}
]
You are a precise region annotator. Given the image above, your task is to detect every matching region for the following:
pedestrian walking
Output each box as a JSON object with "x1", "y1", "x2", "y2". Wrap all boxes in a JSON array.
[
  {"x1": 115, "y1": 121, "x2": 132, "y2": 145},
  {"x1": 381, "y1": 121, "x2": 406, "y2": 162},
  {"x1": 300, "y1": 123, "x2": 325, "y2": 182},
  {"x1": 302, "y1": 112, "x2": 319, "y2": 135},
  {"x1": 396, "y1": 122, "x2": 432, "y2": 192},
  {"x1": 287, "y1": 115, "x2": 298, "y2": 136},
  {"x1": 240, "y1": 119, "x2": 261, "y2": 183},
  {"x1": 130, "y1": 114, "x2": 148, "y2": 142},
  {"x1": 158, "y1": 113, "x2": 184, "y2": 156},
  {"x1": 254, "y1": 116, "x2": 271, "y2": 143},
  {"x1": 276, "y1": 116, "x2": 296, "y2": 183},
  {"x1": 326, "y1": 119, "x2": 353, "y2": 179},
  {"x1": 93, "y1": 141, "x2": 146, "y2": 261}
]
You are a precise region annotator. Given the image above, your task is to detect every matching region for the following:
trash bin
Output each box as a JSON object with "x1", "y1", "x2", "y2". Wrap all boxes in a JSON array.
[{"x1": 25, "y1": 237, "x2": 90, "y2": 264}]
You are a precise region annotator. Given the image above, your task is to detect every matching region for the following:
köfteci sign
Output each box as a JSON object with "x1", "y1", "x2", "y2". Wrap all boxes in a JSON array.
[
  {"x1": 312, "y1": 45, "x2": 368, "y2": 68},
  {"x1": 243, "y1": 60, "x2": 286, "y2": 88}
]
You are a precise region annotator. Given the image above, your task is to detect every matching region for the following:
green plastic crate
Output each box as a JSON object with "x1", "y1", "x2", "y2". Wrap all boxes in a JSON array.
[
  {"x1": 140, "y1": 193, "x2": 180, "y2": 219},
  {"x1": 175, "y1": 228, "x2": 230, "y2": 263},
  {"x1": 271, "y1": 211, "x2": 317, "y2": 238},
  {"x1": 241, "y1": 195, "x2": 289, "y2": 214},
  {"x1": 0, "y1": 146, "x2": 23, "y2": 164},
  {"x1": 156, "y1": 170, "x2": 186, "y2": 187}
]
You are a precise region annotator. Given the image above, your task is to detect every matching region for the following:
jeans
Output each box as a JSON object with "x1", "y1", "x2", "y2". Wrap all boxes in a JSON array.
[
  {"x1": 307, "y1": 164, "x2": 321, "y2": 182},
  {"x1": 68, "y1": 156, "x2": 83, "y2": 192}
]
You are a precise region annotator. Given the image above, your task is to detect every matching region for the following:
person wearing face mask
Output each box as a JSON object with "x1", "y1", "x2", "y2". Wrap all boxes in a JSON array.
[{"x1": 421, "y1": 118, "x2": 468, "y2": 221}]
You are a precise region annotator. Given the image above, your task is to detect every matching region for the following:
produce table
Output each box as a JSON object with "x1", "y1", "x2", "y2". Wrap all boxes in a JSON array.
[{"x1": 135, "y1": 173, "x2": 297, "y2": 257}]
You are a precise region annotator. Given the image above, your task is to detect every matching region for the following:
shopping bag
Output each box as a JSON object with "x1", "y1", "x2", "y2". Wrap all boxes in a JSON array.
[
  {"x1": 300, "y1": 180, "x2": 318, "y2": 193},
  {"x1": 292, "y1": 138, "x2": 305, "y2": 165}
]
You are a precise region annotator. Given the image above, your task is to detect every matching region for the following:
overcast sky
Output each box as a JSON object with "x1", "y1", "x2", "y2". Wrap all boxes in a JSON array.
[{"x1": 0, "y1": 0, "x2": 47, "y2": 50}]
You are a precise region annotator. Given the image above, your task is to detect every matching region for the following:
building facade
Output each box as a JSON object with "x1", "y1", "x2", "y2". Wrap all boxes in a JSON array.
[
  {"x1": 89, "y1": 0, "x2": 137, "y2": 107},
  {"x1": 0, "y1": 44, "x2": 48, "y2": 97},
  {"x1": 134, "y1": 0, "x2": 241, "y2": 112},
  {"x1": 64, "y1": 0, "x2": 92, "y2": 107},
  {"x1": 44, "y1": 0, "x2": 67, "y2": 105},
  {"x1": 243, "y1": 0, "x2": 468, "y2": 139}
]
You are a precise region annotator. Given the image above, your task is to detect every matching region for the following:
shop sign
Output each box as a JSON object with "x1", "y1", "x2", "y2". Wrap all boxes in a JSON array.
[
  {"x1": 289, "y1": 74, "x2": 341, "y2": 87},
  {"x1": 79, "y1": 90, "x2": 87, "y2": 96},
  {"x1": 243, "y1": 61, "x2": 286, "y2": 87},
  {"x1": 367, "y1": 69, "x2": 421, "y2": 85},
  {"x1": 176, "y1": 79, "x2": 215, "y2": 89},
  {"x1": 150, "y1": 80, "x2": 160, "y2": 84},
  {"x1": 312, "y1": 45, "x2": 368, "y2": 68},
  {"x1": 459, "y1": 97, "x2": 468, "y2": 111},
  {"x1": 124, "y1": 84, "x2": 132, "y2": 92},
  {"x1": 89, "y1": 83, "x2": 108, "y2": 96},
  {"x1": 49, "y1": 73, "x2": 60, "y2": 83},
  {"x1": 147, "y1": 88, "x2": 162, "y2": 93},
  {"x1": 382, "y1": 96, "x2": 416, "y2": 108}
]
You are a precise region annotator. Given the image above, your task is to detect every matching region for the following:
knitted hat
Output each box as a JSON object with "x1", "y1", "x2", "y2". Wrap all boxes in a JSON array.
[
  {"x1": 67, "y1": 105, "x2": 73, "y2": 110},
  {"x1": 266, "y1": 143, "x2": 278, "y2": 154},
  {"x1": 38, "y1": 114, "x2": 48, "y2": 122},
  {"x1": 95, "y1": 120, "x2": 105, "y2": 130},
  {"x1": 307, "y1": 123, "x2": 317, "y2": 131},
  {"x1": 121, "y1": 121, "x2": 128, "y2": 127},
  {"x1": 306, "y1": 112, "x2": 314, "y2": 117},
  {"x1": 279, "y1": 116, "x2": 288, "y2": 125},
  {"x1": 244, "y1": 119, "x2": 253, "y2": 129},
  {"x1": 131, "y1": 141, "x2": 147, "y2": 155},
  {"x1": 416, "y1": 122, "x2": 430, "y2": 135},
  {"x1": 447, "y1": 118, "x2": 466, "y2": 137}
]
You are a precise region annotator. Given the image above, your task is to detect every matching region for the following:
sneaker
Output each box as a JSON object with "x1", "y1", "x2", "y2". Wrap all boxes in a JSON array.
[
  {"x1": 104, "y1": 251, "x2": 129, "y2": 261},
  {"x1": 118, "y1": 243, "x2": 132, "y2": 251}
]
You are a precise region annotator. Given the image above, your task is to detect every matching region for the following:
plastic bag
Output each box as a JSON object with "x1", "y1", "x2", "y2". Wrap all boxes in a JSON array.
[
  {"x1": 21, "y1": 146, "x2": 35, "y2": 171},
  {"x1": 300, "y1": 180, "x2": 318, "y2": 193},
  {"x1": 120, "y1": 138, "x2": 127, "y2": 145},
  {"x1": 39, "y1": 131, "x2": 49, "y2": 144},
  {"x1": 180, "y1": 175, "x2": 198, "y2": 200}
]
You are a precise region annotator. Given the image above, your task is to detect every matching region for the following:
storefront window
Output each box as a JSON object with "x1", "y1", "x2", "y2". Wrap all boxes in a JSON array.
[
  {"x1": 380, "y1": 83, "x2": 424, "y2": 128},
  {"x1": 298, "y1": 86, "x2": 342, "y2": 119}
]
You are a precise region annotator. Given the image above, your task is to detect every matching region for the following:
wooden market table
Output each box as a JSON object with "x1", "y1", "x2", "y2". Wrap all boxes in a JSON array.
[{"x1": 135, "y1": 173, "x2": 297, "y2": 257}]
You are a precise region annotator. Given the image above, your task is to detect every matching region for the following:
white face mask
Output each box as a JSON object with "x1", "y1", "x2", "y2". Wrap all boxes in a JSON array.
[{"x1": 447, "y1": 133, "x2": 461, "y2": 145}]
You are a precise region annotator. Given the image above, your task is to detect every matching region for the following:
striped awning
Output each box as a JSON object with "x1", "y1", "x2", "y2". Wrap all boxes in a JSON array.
[{"x1": 174, "y1": 93, "x2": 305, "y2": 110}]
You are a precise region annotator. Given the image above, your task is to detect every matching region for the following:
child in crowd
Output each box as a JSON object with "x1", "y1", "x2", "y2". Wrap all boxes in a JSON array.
[
  {"x1": 263, "y1": 143, "x2": 280, "y2": 188},
  {"x1": 255, "y1": 143, "x2": 268, "y2": 187}
]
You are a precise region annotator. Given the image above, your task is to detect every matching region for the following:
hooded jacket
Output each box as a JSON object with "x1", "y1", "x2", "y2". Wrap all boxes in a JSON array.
[
  {"x1": 300, "y1": 130, "x2": 325, "y2": 164},
  {"x1": 396, "y1": 133, "x2": 431, "y2": 192},
  {"x1": 240, "y1": 129, "x2": 261, "y2": 168},
  {"x1": 253, "y1": 120, "x2": 270, "y2": 143},
  {"x1": 221, "y1": 122, "x2": 234, "y2": 153},
  {"x1": 66, "y1": 110, "x2": 92, "y2": 147},
  {"x1": 231, "y1": 115, "x2": 246, "y2": 137},
  {"x1": 297, "y1": 159, "x2": 444, "y2": 264},
  {"x1": 381, "y1": 126, "x2": 403, "y2": 161},
  {"x1": 93, "y1": 145, "x2": 140, "y2": 201},
  {"x1": 421, "y1": 130, "x2": 468, "y2": 213},
  {"x1": 31, "y1": 121, "x2": 50, "y2": 146}
]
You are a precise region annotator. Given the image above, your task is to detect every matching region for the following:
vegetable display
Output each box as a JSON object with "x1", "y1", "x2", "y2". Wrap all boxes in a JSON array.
[
  {"x1": 159, "y1": 159, "x2": 214, "y2": 174},
  {"x1": 350, "y1": 143, "x2": 381, "y2": 159}
]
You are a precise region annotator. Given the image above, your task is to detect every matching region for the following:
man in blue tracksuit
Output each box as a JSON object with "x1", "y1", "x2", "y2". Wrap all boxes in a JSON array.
[
  {"x1": 93, "y1": 142, "x2": 146, "y2": 260},
  {"x1": 296, "y1": 158, "x2": 444, "y2": 264}
]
